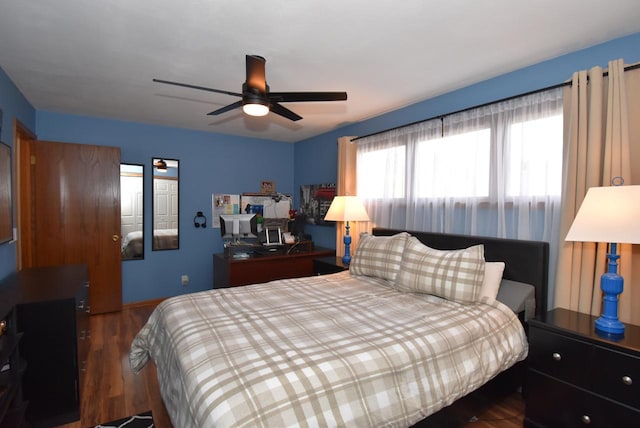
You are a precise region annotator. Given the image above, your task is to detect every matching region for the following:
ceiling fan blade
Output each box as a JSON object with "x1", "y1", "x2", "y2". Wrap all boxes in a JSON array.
[
  {"x1": 245, "y1": 55, "x2": 267, "y2": 93},
  {"x1": 153, "y1": 78, "x2": 242, "y2": 97},
  {"x1": 207, "y1": 100, "x2": 243, "y2": 116},
  {"x1": 270, "y1": 102, "x2": 303, "y2": 121},
  {"x1": 268, "y1": 91, "x2": 348, "y2": 102}
]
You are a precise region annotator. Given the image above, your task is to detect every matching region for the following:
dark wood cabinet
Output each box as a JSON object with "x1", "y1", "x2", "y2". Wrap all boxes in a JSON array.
[
  {"x1": 9, "y1": 265, "x2": 90, "y2": 427},
  {"x1": 525, "y1": 308, "x2": 640, "y2": 427},
  {"x1": 0, "y1": 281, "x2": 27, "y2": 427},
  {"x1": 213, "y1": 247, "x2": 335, "y2": 287}
]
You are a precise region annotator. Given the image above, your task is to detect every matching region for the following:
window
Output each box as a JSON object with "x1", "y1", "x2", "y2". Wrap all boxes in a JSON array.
[
  {"x1": 415, "y1": 128, "x2": 491, "y2": 198},
  {"x1": 356, "y1": 87, "x2": 563, "y2": 241},
  {"x1": 358, "y1": 145, "x2": 406, "y2": 199},
  {"x1": 507, "y1": 115, "x2": 563, "y2": 197}
]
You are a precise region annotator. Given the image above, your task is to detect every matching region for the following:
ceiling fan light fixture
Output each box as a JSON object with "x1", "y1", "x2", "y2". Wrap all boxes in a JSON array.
[
  {"x1": 242, "y1": 102, "x2": 269, "y2": 117},
  {"x1": 155, "y1": 159, "x2": 167, "y2": 172}
]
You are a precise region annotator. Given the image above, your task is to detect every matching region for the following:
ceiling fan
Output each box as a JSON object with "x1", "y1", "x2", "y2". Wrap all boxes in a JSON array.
[{"x1": 153, "y1": 55, "x2": 347, "y2": 121}]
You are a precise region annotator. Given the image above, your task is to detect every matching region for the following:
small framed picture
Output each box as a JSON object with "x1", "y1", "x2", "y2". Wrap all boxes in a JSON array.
[{"x1": 261, "y1": 180, "x2": 275, "y2": 194}]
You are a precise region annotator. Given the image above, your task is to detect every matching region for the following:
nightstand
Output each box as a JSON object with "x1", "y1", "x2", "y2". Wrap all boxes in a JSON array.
[
  {"x1": 313, "y1": 257, "x2": 349, "y2": 275},
  {"x1": 525, "y1": 308, "x2": 640, "y2": 427}
]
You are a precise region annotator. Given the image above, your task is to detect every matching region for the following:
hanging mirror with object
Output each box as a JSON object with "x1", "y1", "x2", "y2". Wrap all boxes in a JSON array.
[
  {"x1": 152, "y1": 158, "x2": 179, "y2": 251},
  {"x1": 120, "y1": 163, "x2": 144, "y2": 260}
]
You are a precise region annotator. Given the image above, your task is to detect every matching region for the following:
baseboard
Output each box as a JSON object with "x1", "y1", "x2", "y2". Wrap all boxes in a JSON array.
[{"x1": 122, "y1": 297, "x2": 166, "y2": 310}]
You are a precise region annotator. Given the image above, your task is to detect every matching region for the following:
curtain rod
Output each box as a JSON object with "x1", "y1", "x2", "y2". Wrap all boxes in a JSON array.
[{"x1": 351, "y1": 62, "x2": 640, "y2": 143}]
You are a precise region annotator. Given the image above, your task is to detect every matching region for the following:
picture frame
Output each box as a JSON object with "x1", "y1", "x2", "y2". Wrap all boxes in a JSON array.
[
  {"x1": 261, "y1": 180, "x2": 275, "y2": 194},
  {"x1": 299, "y1": 183, "x2": 336, "y2": 226}
]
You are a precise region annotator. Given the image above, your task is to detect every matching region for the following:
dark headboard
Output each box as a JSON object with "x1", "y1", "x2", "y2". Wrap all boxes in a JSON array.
[{"x1": 373, "y1": 228, "x2": 549, "y2": 317}]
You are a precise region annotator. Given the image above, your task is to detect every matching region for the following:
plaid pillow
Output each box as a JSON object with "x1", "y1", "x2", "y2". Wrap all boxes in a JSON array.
[
  {"x1": 396, "y1": 237, "x2": 485, "y2": 304},
  {"x1": 350, "y1": 232, "x2": 410, "y2": 282}
]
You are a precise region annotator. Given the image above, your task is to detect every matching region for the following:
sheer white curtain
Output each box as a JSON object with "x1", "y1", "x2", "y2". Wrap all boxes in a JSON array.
[{"x1": 357, "y1": 88, "x2": 564, "y2": 286}]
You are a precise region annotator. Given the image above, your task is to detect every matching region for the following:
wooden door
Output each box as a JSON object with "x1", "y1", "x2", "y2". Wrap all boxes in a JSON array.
[{"x1": 20, "y1": 139, "x2": 122, "y2": 314}]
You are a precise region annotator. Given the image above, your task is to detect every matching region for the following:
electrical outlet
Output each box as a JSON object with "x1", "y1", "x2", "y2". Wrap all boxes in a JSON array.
[{"x1": 181, "y1": 275, "x2": 189, "y2": 286}]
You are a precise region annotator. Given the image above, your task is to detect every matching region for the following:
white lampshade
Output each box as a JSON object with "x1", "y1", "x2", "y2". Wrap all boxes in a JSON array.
[
  {"x1": 565, "y1": 185, "x2": 640, "y2": 244},
  {"x1": 324, "y1": 196, "x2": 370, "y2": 222}
]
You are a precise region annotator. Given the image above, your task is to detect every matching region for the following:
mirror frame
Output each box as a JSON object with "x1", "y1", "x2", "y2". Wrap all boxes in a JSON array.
[
  {"x1": 0, "y1": 142, "x2": 12, "y2": 245},
  {"x1": 152, "y1": 158, "x2": 179, "y2": 251},
  {"x1": 120, "y1": 163, "x2": 145, "y2": 260}
]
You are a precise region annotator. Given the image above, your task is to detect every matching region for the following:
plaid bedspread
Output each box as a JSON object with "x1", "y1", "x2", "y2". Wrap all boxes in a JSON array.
[{"x1": 130, "y1": 272, "x2": 527, "y2": 427}]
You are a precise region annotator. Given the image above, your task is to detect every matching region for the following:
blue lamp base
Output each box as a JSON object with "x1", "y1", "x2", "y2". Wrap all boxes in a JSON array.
[
  {"x1": 342, "y1": 221, "x2": 352, "y2": 265},
  {"x1": 595, "y1": 243, "x2": 625, "y2": 338}
]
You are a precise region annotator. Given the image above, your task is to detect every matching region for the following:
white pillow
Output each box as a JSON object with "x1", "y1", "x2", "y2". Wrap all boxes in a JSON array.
[{"x1": 479, "y1": 262, "x2": 505, "y2": 303}]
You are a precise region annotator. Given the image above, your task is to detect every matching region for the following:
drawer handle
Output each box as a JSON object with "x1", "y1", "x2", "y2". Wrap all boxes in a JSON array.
[
  {"x1": 581, "y1": 415, "x2": 591, "y2": 424},
  {"x1": 552, "y1": 352, "x2": 562, "y2": 361},
  {"x1": 622, "y1": 375, "x2": 633, "y2": 386}
]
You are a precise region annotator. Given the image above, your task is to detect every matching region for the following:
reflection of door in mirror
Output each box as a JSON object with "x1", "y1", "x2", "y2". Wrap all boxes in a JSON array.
[
  {"x1": 120, "y1": 164, "x2": 144, "y2": 260},
  {"x1": 152, "y1": 158, "x2": 179, "y2": 251}
]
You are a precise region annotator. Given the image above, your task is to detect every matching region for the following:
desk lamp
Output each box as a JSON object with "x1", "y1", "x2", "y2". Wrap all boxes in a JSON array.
[
  {"x1": 565, "y1": 184, "x2": 640, "y2": 337},
  {"x1": 324, "y1": 196, "x2": 370, "y2": 265}
]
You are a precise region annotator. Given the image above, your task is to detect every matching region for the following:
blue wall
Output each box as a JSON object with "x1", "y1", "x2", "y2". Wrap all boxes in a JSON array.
[
  {"x1": 0, "y1": 68, "x2": 36, "y2": 282},
  {"x1": 36, "y1": 112, "x2": 294, "y2": 302},
  {"x1": 2, "y1": 32, "x2": 640, "y2": 304},
  {"x1": 294, "y1": 32, "x2": 640, "y2": 247}
]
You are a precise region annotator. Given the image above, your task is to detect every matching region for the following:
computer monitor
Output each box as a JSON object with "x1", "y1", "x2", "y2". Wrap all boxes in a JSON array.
[{"x1": 220, "y1": 213, "x2": 258, "y2": 240}]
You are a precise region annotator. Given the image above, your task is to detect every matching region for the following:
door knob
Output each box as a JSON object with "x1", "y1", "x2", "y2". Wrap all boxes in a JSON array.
[{"x1": 112, "y1": 234, "x2": 120, "y2": 242}]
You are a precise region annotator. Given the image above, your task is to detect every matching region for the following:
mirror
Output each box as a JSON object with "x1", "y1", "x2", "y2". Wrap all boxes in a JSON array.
[
  {"x1": 120, "y1": 164, "x2": 144, "y2": 260},
  {"x1": 152, "y1": 158, "x2": 179, "y2": 251},
  {"x1": 0, "y1": 142, "x2": 12, "y2": 245}
]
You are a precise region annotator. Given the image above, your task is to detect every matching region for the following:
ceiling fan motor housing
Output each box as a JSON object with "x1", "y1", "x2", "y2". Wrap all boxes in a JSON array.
[{"x1": 242, "y1": 82, "x2": 270, "y2": 107}]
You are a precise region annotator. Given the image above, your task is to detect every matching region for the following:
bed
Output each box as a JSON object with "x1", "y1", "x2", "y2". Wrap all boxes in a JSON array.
[
  {"x1": 121, "y1": 228, "x2": 180, "y2": 258},
  {"x1": 130, "y1": 229, "x2": 548, "y2": 427},
  {"x1": 121, "y1": 230, "x2": 143, "y2": 258}
]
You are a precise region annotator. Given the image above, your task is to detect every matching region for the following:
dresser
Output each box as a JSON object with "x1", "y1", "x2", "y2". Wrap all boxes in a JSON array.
[
  {"x1": 213, "y1": 247, "x2": 334, "y2": 287},
  {"x1": 525, "y1": 308, "x2": 640, "y2": 427},
  {"x1": 12, "y1": 265, "x2": 90, "y2": 427},
  {"x1": 0, "y1": 281, "x2": 27, "y2": 427}
]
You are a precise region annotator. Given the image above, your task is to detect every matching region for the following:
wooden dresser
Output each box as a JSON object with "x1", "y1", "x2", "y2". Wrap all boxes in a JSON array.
[
  {"x1": 10, "y1": 265, "x2": 90, "y2": 427},
  {"x1": 213, "y1": 247, "x2": 334, "y2": 287},
  {"x1": 525, "y1": 308, "x2": 640, "y2": 427}
]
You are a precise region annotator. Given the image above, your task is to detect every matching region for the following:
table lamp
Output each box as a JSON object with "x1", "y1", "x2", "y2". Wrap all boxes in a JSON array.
[
  {"x1": 565, "y1": 185, "x2": 640, "y2": 337},
  {"x1": 324, "y1": 196, "x2": 370, "y2": 265}
]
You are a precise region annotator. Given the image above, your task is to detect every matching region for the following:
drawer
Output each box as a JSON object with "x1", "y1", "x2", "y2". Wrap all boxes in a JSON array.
[
  {"x1": 528, "y1": 326, "x2": 593, "y2": 389},
  {"x1": 526, "y1": 370, "x2": 640, "y2": 428},
  {"x1": 591, "y1": 346, "x2": 640, "y2": 410}
]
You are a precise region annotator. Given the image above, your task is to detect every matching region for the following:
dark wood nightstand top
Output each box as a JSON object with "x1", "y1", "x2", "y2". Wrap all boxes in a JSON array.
[
  {"x1": 313, "y1": 256, "x2": 349, "y2": 275},
  {"x1": 315, "y1": 256, "x2": 349, "y2": 269},
  {"x1": 530, "y1": 308, "x2": 640, "y2": 356}
]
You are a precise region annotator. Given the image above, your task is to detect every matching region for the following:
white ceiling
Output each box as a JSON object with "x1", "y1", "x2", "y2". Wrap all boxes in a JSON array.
[{"x1": 1, "y1": 1, "x2": 639, "y2": 143}]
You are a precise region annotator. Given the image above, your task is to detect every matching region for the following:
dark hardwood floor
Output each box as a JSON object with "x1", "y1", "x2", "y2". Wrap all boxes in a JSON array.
[{"x1": 58, "y1": 303, "x2": 525, "y2": 428}]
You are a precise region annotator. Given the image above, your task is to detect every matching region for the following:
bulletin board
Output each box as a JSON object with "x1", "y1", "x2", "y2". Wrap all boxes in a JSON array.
[{"x1": 211, "y1": 194, "x2": 240, "y2": 228}]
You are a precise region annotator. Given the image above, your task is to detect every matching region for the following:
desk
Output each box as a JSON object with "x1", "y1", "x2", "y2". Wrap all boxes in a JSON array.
[{"x1": 213, "y1": 247, "x2": 334, "y2": 288}]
